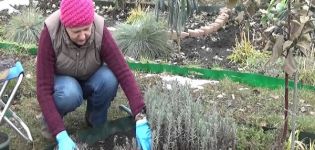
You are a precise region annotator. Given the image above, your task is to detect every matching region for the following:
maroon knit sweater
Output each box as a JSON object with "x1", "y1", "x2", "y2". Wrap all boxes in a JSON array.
[{"x1": 36, "y1": 25, "x2": 145, "y2": 137}]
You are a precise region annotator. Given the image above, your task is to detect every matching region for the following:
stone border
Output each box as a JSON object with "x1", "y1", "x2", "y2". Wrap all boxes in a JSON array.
[{"x1": 107, "y1": 7, "x2": 231, "y2": 39}]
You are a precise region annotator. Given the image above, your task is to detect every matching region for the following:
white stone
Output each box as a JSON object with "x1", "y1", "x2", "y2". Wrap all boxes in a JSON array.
[{"x1": 0, "y1": 0, "x2": 29, "y2": 14}]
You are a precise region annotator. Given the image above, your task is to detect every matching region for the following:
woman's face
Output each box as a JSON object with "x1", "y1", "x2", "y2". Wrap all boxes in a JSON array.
[{"x1": 65, "y1": 24, "x2": 92, "y2": 46}]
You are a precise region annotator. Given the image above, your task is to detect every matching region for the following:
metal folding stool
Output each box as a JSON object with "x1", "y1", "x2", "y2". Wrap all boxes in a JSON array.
[{"x1": 0, "y1": 61, "x2": 33, "y2": 142}]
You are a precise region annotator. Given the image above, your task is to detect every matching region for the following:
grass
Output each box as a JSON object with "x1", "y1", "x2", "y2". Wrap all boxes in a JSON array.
[
  {"x1": 0, "y1": 51, "x2": 314, "y2": 149},
  {"x1": 4, "y1": 7, "x2": 44, "y2": 44},
  {"x1": 114, "y1": 12, "x2": 172, "y2": 60}
]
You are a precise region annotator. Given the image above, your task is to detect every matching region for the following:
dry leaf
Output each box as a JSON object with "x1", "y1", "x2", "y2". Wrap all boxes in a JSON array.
[
  {"x1": 302, "y1": 21, "x2": 315, "y2": 34},
  {"x1": 268, "y1": 35, "x2": 284, "y2": 65},
  {"x1": 227, "y1": 0, "x2": 238, "y2": 8},
  {"x1": 297, "y1": 35, "x2": 311, "y2": 56},
  {"x1": 263, "y1": 40, "x2": 274, "y2": 51},
  {"x1": 290, "y1": 20, "x2": 305, "y2": 40},
  {"x1": 282, "y1": 40, "x2": 293, "y2": 51},
  {"x1": 283, "y1": 50, "x2": 297, "y2": 76},
  {"x1": 300, "y1": 15, "x2": 310, "y2": 24},
  {"x1": 264, "y1": 25, "x2": 277, "y2": 33}
]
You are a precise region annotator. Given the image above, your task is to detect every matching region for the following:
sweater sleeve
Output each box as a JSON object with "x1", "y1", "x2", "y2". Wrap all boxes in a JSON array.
[
  {"x1": 36, "y1": 25, "x2": 65, "y2": 137},
  {"x1": 100, "y1": 27, "x2": 145, "y2": 116}
]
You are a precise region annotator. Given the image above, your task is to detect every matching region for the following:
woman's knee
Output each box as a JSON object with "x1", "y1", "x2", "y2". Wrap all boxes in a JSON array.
[
  {"x1": 53, "y1": 76, "x2": 83, "y2": 115},
  {"x1": 92, "y1": 66, "x2": 118, "y2": 93}
]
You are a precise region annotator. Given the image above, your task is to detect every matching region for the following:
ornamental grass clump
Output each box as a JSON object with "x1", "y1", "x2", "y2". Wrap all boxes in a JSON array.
[
  {"x1": 144, "y1": 81, "x2": 237, "y2": 150},
  {"x1": 228, "y1": 32, "x2": 269, "y2": 65},
  {"x1": 114, "y1": 13, "x2": 172, "y2": 60},
  {"x1": 4, "y1": 8, "x2": 44, "y2": 44}
]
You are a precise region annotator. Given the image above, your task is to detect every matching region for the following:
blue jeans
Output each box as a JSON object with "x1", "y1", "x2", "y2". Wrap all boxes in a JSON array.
[{"x1": 53, "y1": 66, "x2": 118, "y2": 127}]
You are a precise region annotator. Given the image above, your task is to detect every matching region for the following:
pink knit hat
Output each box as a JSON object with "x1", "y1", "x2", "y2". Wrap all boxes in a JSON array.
[{"x1": 60, "y1": 0, "x2": 94, "y2": 28}]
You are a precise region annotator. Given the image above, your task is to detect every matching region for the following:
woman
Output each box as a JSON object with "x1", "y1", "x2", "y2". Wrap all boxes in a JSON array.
[{"x1": 36, "y1": 0, "x2": 151, "y2": 149}]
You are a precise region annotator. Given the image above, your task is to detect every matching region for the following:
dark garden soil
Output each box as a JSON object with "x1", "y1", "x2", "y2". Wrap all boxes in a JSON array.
[
  {"x1": 180, "y1": 23, "x2": 239, "y2": 69},
  {"x1": 87, "y1": 130, "x2": 135, "y2": 149}
]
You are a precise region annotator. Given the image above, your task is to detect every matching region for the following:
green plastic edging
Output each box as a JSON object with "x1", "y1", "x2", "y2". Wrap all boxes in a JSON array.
[
  {"x1": 128, "y1": 62, "x2": 315, "y2": 91},
  {"x1": 1, "y1": 42, "x2": 315, "y2": 91},
  {"x1": 0, "y1": 41, "x2": 37, "y2": 55}
]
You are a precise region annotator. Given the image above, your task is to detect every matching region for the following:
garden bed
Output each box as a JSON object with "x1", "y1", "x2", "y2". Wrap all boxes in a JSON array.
[{"x1": 0, "y1": 0, "x2": 315, "y2": 149}]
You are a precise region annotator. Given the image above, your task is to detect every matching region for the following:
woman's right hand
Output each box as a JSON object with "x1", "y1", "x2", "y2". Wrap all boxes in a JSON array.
[{"x1": 56, "y1": 130, "x2": 77, "y2": 150}]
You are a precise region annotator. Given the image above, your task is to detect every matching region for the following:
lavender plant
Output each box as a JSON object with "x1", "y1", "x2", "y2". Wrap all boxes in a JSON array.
[{"x1": 143, "y1": 81, "x2": 236, "y2": 150}]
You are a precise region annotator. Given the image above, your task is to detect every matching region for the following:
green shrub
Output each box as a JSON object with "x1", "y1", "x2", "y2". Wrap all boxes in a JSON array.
[
  {"x1": 4, "y1": 8, "x2": 44, "y2": 44},
  {"x1": 237, "y1": 126, "x2": 276, "y2": 150},
  {"x1": 297, "y1": 56, "x2": 315, "y2": 86},
  {"x1": 285, "y1": 130, "x2": 315, "y2": 150},
  {"x1": 114, "y1": 13, "x2": 172, "y2": 60},
  {"x1": 228, "y1": 33, "x2": 269, "y2": 65},
  {"x1": 144, "y1": 81, "x2": 237, "y2": 149}
]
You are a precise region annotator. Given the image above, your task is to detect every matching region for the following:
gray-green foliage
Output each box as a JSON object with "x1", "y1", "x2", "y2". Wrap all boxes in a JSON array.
[
  {"x1": 4, "y1": 8, "x2": 44, "y2": 44},
  {"x1": 114, "y1": 13, "x2": 172, "y2": 60},
  {"x1": 155, "y1": 0, "x2": 198, "y2": 34},
  {"x1": 0, "y1": 25, "x2": 4, "y2": 40},
  {"x1": 144, "y1": 81, "x2": 237, "y2": 150}
]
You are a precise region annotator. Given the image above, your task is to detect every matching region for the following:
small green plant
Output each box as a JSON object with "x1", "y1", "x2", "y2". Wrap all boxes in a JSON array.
[
  {"x1": 261, "y1": 0, "x2": 288, "y2": 26},
  {"x1": 114, "y1": 13, "x2": 172, "y2": 60},
  {"x1": 241, "y1": 50, "x2": 271, "y2": 72},
  {"x1": 4, "y1": 7, "x2": 44, "y2": 44},
  {"x1": 297, "y1": 56, "x2": 315, "y2": 86},
  {"x1": 286, "y1": 130, "x2": 315, "y2": 150},
  {"x1": 237, "y1": 126, "x2": 276, "y2": 150},
  {"x1": 144, "y1": 81, "x2": 236, "y2": 150},
  {"x1": 228, "y1": 33, "x2": 269, "y2": 65},
  {"x1": 126, "y1": 6, "x2": 146, "y2": 24}
]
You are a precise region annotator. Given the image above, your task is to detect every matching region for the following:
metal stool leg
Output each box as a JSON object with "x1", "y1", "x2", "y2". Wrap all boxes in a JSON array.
[{"x1": 0, "y1": 62, "x2": 33, "y2": 142}]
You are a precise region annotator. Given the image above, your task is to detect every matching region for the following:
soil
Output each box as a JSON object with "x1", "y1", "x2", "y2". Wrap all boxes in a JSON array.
[
  {"x1": 0, "y1": 58, "x2": 15, "y2": 72},
  {"x1": 0, "y1": 132, "x2": 8, "y2": 144},
  {"x1": 180, "y1": 24, "x2": 239, "y2": 69},
  {"x1": 87, "y1": 130, "x2": 135, "y2": 149}
]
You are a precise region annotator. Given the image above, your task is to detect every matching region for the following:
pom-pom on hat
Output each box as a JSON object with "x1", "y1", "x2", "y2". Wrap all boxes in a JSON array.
[{"x1": 60, "y1": 0, "x2": 94, "y2": 28}]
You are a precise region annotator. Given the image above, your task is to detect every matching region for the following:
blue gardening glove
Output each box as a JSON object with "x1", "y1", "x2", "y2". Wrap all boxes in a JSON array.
[
  {"x1": 56, "y1": 130, "x2": 77, "y2": 150},
  {"x1": 136, "y1": 118, "x2": 152, "y2": 150}
]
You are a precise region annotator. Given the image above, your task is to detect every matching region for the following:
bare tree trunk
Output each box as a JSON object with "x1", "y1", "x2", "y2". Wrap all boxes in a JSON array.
[
  {"x1": 290, "y1": 72, "x2": 299, "y2": 150},
  {"x1": 283, "y1": 73, "x2": 289, "y2": 143},
  {"x1": 282, "y1": 0, "x2": 291, "y2": 143}
]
